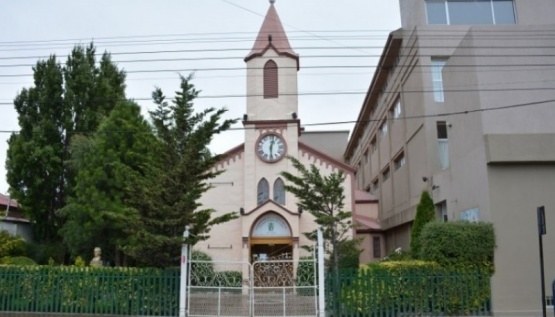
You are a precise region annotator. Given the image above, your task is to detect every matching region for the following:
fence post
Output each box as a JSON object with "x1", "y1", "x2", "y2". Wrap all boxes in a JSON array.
[
  {"x1": 179, "y1": 226, "x2": 190, "y2": 317},
  {"x1": 317, "y1": 229, "x2": 325, "y2": 317}
]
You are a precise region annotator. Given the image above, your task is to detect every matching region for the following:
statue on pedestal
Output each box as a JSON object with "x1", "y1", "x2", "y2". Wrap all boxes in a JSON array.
[{"x1": 90, "y1": 247, "x2": 103, "y2": 267}]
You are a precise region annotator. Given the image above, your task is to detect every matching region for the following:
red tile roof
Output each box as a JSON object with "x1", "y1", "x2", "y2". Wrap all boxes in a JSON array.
[
  {"x1": 244, "y1": 4, "x2": 299, "y2": 68},
  {"x1": 0, "y1": 194, "x2": 18, "y2": 209}
]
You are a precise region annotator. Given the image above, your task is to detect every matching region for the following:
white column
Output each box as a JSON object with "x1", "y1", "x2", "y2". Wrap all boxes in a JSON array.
[
  {"x1": 179, "y1": 226, "x2": 190, "y2": 317},
  {"x1": 317, "y1": 229, "x2": 325, "y2": 317}
]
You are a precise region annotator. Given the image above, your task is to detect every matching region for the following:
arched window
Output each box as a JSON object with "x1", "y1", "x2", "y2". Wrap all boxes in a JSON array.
[
  {"x1": 257, "y1": 178, "x2": 270, "y2": 205},
  {"x1": 263, "y1": 60, "x2": 278, "y2": 98},
  {"x1": 273, "y1": 178, "x2": 285, "y2": 205}
]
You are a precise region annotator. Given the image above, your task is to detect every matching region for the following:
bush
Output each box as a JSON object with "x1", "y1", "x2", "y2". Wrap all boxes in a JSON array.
[
  {"x1": 214, "y1": 271, "x2": 242, "y2": 288},
  {"x1": 333, "y1": 261, "x2": 491, "y2": 315},
  {"x1": 0, "y1": 265, "x2": 179, "y2": 315},
  {"x1": 0, "y1": 256, "x2": 37, "y2": 266},
  {"x1": 0, "y1": 230, "x2": 28, "y2": 258},
  {"x1": 410, "y1": 191, "x2": 435, "y2": 256},
  {"x1": 190, "y1": 250, "x2": 215, "y2": 286},
  {"x1": 419, "y1": 221, "x2": 495, "y2": 273},
  {"x1": 336, "y1": 239, "x2": 362, "y2": 269}
]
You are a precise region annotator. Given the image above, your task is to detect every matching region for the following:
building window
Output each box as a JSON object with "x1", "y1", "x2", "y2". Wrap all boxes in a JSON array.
[
  {"x1": 426, "y1": 0, "x2": 516, "y2": 25},
  {"x1": 437, "y1": 121, "x2": 449, "y2": 169},
  {"x1": 372, "y1": 178, "x2": 379, "y2": 192},
  {"x1": 370, "y1": 137, "x2": 377, "y2": 154},
  {"x1": 390, "y1": 98, "x2": 402, "y2": 122},
  {"x1": 436, "y1": 201, "x2": 448, "y2": 222},
  {"x1": 263, "y1": 60, "x2": 278, "y2": 98},
  {"x1": 373, "y1": 236, "x2": 381, "y2": 258},
  {"x1": 257, "y1": 178, "x2": 270, "y2": 205},
  {"x1": 431, "y1": 58, "x2": 447, "y2": 102},
  {"x1": 382, "y1": 166, "x2": 390, "y2": 182},
  {"x1": 364, "y1": 149, "x2": 369, "y2": 165},
  {"x1": 273, "y1": 178, "x2": 285, "y2": 205},
  {"x1": 379, "y1": 121, "x2": 388, "y2": 139},
  {"x1": 394, "y1": 152, "x2": 405, "y2": 171}
]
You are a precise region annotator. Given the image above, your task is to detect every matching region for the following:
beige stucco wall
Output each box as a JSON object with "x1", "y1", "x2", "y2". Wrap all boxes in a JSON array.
[
  {"x1": 198, "y1": 124, "x2": 355, "y2": 264},
  {"x1": 246, "y1": 49, "x2": 298, "y2": 121}
]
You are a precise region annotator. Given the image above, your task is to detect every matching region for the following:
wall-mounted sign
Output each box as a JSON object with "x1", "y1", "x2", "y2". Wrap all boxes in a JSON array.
[
  {"x1": 252, "y1": 214, "x2": 291, "y2": 237},
  {"x1": 460, "y1": 208, "x2": 480, "y2": 222}
]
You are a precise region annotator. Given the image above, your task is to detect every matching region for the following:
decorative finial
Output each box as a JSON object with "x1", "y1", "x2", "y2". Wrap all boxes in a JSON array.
[{"x1": 269, "y1": 0, "x2": 276, "y2": 4}]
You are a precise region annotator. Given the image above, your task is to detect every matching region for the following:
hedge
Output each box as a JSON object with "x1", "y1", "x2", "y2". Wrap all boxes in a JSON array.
[
  {"x1": 329, "y1": 261, "x2": 491, "y2": 316},
  {"x1": 0, "y1": 265, "x2": 179, "y2": 315},
  {"x1": 419, "y1": 221, "x2": 495, "y2": 272}
]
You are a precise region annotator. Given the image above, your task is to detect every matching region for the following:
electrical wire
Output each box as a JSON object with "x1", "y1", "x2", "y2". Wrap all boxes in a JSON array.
[{"x1": 0, "y1": 98, "x2": 552, "y2": 135}]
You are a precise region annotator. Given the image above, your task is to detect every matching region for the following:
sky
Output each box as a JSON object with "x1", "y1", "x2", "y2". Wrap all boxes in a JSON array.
[{"x1": 0, "y1": 0, "x2": 401, "y2": 195}]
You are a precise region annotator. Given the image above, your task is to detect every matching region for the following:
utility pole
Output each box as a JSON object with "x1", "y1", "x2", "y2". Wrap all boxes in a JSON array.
[{"x1": 537, "y1": 206, "x2": 547, "y2": 317}]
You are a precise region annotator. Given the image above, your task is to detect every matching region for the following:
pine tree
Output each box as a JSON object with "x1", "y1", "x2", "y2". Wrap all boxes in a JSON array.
[{"x1": 59, "y1": 101, "x2": 158, "y2": 266}]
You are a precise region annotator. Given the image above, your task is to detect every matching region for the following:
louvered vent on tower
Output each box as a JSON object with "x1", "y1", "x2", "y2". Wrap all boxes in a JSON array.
[{"x1": 264, "y1": 60, "x2": 278, "y2": 98}]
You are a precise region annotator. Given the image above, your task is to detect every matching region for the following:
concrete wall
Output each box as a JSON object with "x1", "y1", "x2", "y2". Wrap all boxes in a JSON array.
[{"x1": 487, "y1": 164, "x2": 555, "y2": 316}]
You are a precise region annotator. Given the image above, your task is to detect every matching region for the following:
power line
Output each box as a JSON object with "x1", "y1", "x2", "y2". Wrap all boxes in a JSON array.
[{"x1": 0, "y1": 98, "x2": 552, "y2": 135}]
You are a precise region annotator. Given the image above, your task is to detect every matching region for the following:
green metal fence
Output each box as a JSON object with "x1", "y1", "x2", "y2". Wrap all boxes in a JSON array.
[
  {"x1": 0, "y1": 265, "x2": 491, "y2": 316},
  {"x1": 0, "y1": 266, "x2": 179, "y2": 316},
  {"x1": 326, "y1": 268, "x2": 492, "y2": 316}
]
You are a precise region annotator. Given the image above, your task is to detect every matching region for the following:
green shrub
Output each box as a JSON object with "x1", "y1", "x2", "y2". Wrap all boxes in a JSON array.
[
  {"x1": 0, "y1": 265, "x2": 179, "y2": 315},
  {"x1": 0, "y1": 256, "x2": 37, "y2": 266},
  {"x1": 410, "y1": 191, "x2": 435, "y2": 256},
  {"x1": 190, "y1": 250, "x2": 214, "y2": 286},
  {"x1": 419, "y1": 221, "x2": 495, "y2": 273},
  {"x1": 0, "y1": 230, "x2": 28, "y2": 258},
  {"x1": 29, "y1": 241, "x2": 66, "y2": 265},
  {"x1": 332, "y1": 261, "x2": 491, "y2": 315},
  {"x1": 337, "y1": 238, "x2": 362, "y2": 269},
  {"x1": 214, "y1": 271, "x2": 242, "y2": 288}
]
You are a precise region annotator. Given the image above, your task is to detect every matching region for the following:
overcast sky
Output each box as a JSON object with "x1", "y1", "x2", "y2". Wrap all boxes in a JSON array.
[{"x1": 0, "y1": 0, "x2": 401, "y2": 195}]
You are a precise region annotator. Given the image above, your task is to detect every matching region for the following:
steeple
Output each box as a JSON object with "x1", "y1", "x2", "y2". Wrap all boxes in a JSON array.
[{"x1": 244, "y1": 2, "x2": 299, "y2": 69}]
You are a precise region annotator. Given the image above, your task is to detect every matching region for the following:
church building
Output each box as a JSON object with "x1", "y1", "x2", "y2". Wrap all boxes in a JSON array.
[{"x1": 197, "y1": 2, "x2": 381, "y2": 264}]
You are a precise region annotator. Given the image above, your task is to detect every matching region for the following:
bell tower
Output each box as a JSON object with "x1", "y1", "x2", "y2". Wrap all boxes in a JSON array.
[{"x1": 244, "y1": 1, "x2": 299, "y2": 121}]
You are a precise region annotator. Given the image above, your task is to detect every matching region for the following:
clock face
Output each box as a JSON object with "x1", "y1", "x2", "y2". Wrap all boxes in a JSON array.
[{"x1": 257, "y1": 133, "x2": 286, "y2": 162}]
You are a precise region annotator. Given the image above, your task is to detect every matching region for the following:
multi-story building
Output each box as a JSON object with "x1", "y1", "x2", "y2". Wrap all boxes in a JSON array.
[{"x1": 345, "y1": 1, "x2": 555, "y2": 315}]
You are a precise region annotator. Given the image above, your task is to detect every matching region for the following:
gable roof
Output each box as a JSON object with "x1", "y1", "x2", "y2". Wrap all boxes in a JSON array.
[
  {"x1": 242, "y1": 199, "x2": 299, "y2": 216},
  {"x1": 0, "y1": 194, "x2": 18, "y2": 209},
  {"x1": 298, "y1": 142, "x2": 356, "y2": 174},
  {"x1": 244, "y1": 4, "x2": 299, "y2": 69}
]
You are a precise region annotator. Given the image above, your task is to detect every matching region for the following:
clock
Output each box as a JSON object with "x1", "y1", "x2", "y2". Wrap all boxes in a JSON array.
[{"x1": 256, "y1": 133, "x2": 286, "y2": 162}]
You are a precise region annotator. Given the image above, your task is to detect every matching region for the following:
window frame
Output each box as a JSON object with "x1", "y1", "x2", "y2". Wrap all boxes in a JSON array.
[
  {"x1": 431, "y1": 58, "x2": 448, "y2": 102},
  {"x1": 394, "y1": 151, "x2": 406, "y2": 171},
  {"x1": 257, "y1": 178, "x2": 270, "y2": 205},
  {"x1": 426, "y1": 0, "x2": 516, "y2": 25},
  {"x1": 273, "y1": 177, "x2": 286, "y2": 205}
]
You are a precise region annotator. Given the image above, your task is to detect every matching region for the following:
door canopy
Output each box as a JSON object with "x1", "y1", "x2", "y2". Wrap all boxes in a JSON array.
[{"x1": 252, "y1": 213, "x2": 291, "y2": 237}]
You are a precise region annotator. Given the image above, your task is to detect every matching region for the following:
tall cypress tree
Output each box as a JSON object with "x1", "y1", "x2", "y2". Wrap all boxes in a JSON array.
[
  {"x1": 6, "y1": 43, "x2": 126, "y2": 246},
  {"x1": 410, "y1": 190, "x2": 436, "y2": 257}
]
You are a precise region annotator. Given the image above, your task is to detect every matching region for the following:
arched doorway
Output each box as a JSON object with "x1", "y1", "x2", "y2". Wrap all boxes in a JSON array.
[{"x1": 250, "y1": 212, "x2": 293, "y2": 262}]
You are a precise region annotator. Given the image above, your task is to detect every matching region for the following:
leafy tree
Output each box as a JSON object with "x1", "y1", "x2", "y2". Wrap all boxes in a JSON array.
[
  {"x1": 6, "y1": 43, "x2": 125, "y2": 244},
  {"x1": 410, "y1": 190, "x2": 435, "y2": 257},
  {"x1": 59, "y1": 100, "x2": 159, "y2": 266},
  {"x1": 279, "y1": 156, "x2": 353, "y2": 271}
]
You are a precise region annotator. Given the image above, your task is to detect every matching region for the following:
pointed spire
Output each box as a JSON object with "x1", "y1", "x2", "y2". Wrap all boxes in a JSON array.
[{"x1": 244, "y1": 3, "x2": 299, "y2": 69}]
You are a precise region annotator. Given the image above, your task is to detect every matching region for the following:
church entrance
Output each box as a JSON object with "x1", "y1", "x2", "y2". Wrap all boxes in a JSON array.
[{"x1": 250, "y1": 213, "x2": 294, "y2": 288}]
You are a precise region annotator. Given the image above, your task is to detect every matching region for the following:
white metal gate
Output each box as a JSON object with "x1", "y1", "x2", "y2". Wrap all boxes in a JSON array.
[{"x1": 184, "y1": 257, "x2": 318, "y2": 317}]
